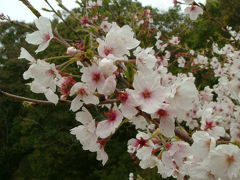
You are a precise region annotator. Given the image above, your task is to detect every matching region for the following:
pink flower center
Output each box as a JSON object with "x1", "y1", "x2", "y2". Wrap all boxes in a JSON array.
[
  {"x1": 97, "y1": 138, "x2": 108, "y2": 146},
  {"x1": 165, "y1": 143, "x2": 172, "y2": 150},
  {"x1": 226, "y1": 155, "x2": 234, "y2": 166},
  {"x1": 104, "y1": 47, "x2": 113, "y2": 56},
  {"x1": 190, "y1": 5, "x2": 196, "y2": 11},
  {"x1": 141, "y1": 89, "x2": 152, "y2": 99},
  {"x1": 117, "y1": 92, "x2": 129, "y2": 103},
  {"x1": 78, "y1": 88, "x2": 87, "y2": 96},
  {"x1": 135, "y1": 137, "x2": 147, "y2": 148},
  {"x1": 92, "y1": 72, "x2": 101, "y2": 83},
  {"x1": 105, "y1": 110, "x2": 117, "y2": 122},
  {"x1": 157, "y1": 109, "x2": 168, "y2": 117},
  {"x1": 47, "y1": 69, "x2": 55, "y2": 76},
  {"x1": 43, "y1": 33, "x2": 51, "y2": 42},
  {"x1": 205, "y1": 121, "x2": 213, "y2": 130}
]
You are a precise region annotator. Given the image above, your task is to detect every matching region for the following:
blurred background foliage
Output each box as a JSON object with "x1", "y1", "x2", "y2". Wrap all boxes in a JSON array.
[{"x1": 0, "y1": 0, "x2": 239, "y2": 179}]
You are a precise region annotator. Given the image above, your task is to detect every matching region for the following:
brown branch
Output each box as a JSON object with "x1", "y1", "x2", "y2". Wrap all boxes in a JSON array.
[
  {"x1": 174, "y1": 128, "x2": 193, "y2": 144},
  {"x1": 0, "y1": 90, "x2": 118, "y2": 106},
  {"x1": 56, "y1": 1, "x2": 79, "y2": 21},
  {"x1": 44, "y1": 0, "x2": 81, "y2": 39},
  {"x1": 19, "y1": 0, "x2": 41, "y2": 18},
  {"x1": 0, "y1": 90, "x2": 70, "y2": 105}
]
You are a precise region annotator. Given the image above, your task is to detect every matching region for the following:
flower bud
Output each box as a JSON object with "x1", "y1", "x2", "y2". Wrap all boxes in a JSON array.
[{"x1": 66, "y1": 47, "x2": 77, "y2": 56}]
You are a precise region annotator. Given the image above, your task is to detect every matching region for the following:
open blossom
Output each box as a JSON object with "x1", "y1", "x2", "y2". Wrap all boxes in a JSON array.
[
  {"x1": 100, "y1": 21, "x2": 112, "y2": 32},
  {"x1": 71, "y1": 108, "x2": 99, "y2": 151},
  {"x1": 184, "y1": 5, "x2": 204, "y2": 20},
  {"x1": 208, "y1": 144, "x2": 240, "y2": 179},
  {"x1": 26, "y1": 16, "x2": 53, "y2": 53},
  {"x1": 128, "y1": 132, "x2": 160, "y2": 170},
  {"x1": 81, "y1": 63, "x2": 105, "y2": 92},
  {"x1": 96, "y1": 106, "x2": 123, "y2": 138},
  {"x1": 132, "y1": 71, "x2": 169, "y2": 114},
  {"x1": 97, "y1": 37, "x2": 127, "y2": 59},
  {"x1": 117, "y1": 90, "x2": 139, "y2": 119},
  {"x1": 160, "y1": 141, "x2": 191, "y2": 178},
  {"x1": 169, "y1": 36, "x2": 180, "y2": 45},
  {"x1": 193, "y1": 54, "x2": 208, "y2": 66},
  {"x1": 156, "y1": 40, "x2": 168, "y2": 51},
  {"x1": 81, "y1": 62, "x2": 116, "y2": 96},
  {"x1": 153, "y1": 106, "x2": 175, "y2": 138},
  {"x1": 169, "y1": 77, "x2": 199, "y2": 117},
  {"x1": 191, "y1": 131, "x2": 216, "y2": 161},
  {"x1": 58, "y1": 77, "x2": 76, "y2": 100},
  {"x1": 30, "y1": 80, "x2": 59, "y2": 104},
  {"x1": 70, "y1": 108, "x2": 108, "y2": 165},
  {"x1": 19, "y1": 48, "x2": 61, "y2": 104},
  {"x1": 134, "y1": 47, "x2": 157, "y2": 69},
  {"x1": 128, "y1": 132, "x2": 151, "y2": 153},
  {"x1": 200, "y1": 107, "x2": 226, "y2": 139},
  {"x1": 97, "y1": 22, "x2": 139, "y2": 59},
  {"x1": 70, "y1": 82, "x2": 99, "y2": 112}
]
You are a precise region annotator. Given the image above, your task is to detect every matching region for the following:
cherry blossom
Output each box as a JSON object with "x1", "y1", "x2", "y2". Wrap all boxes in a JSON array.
[
  {"x1": 118, "y1": 90, "x2": 139, "y2": 119},
  {"x1": 70, "y1": 108, "x2": 108, "y2": 165},
  {"x1": 96, "y1": 106, "x2": 123, "y2": 138},
  {"x1": 25, "y1": 16, "x2": 53, "y2": 53},
  {"x1": 153, "y1": 106, "x2": 175, "y2": 138},
  {"x1": 15, "y1": 3, "x2": 240, "y2": 179},
  {"x1": 133, "y1": 47, "x2": 157, "y2": 69},
  {"x1": 169, "y1": 36, "x2": 180, "y2": 45},
  {"x1": 81, "y1": 63, "x2": 105, "y2": 92},
  {"x1": 184, "y1": 5, "x2": 204, "y2": 20},
  {"x1": 100, "y1": 21, "x2": 112, "y2": 32},
  {"x1": 97, "y1": 22, "x2": 139, "y2": 59},
  {"x1": 21, "y1": 56, "x2": 61, "y2": 104},
  {"x1": 169, "y1": 77, "x2": 199, "y2": 117},
  {"x1": 69, "y1": 82, "x2": 99, "y2": 112},
  {"x1": 132, "y1": 71, "x2": 169, "y2": 114},
  {"x1": 208, "y1": 144, "x2": 240, "y2": 179}
]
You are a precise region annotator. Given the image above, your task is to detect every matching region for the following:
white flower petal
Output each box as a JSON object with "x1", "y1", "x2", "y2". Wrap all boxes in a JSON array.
[{"x1": 70, "y1": 96, "x2": 83, "y2": 112}]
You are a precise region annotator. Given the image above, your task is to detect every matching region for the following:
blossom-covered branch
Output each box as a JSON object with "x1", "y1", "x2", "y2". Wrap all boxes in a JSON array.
[{"x1": 5, "y1": 0, "x2": 240, "y2": 179}]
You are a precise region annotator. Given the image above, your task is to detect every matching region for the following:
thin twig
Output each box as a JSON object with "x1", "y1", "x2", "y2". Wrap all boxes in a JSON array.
[
  {"x1": 0, "y1": 90, "x2": 70, "y2": 105},
  {"x1": 19, "y1": 0, "x2": 41, "y2": 18},
  {"x1": 44, "y1": 0, "x2": 81, "y2": 39},
  {"x1": 0, "y1": 90, "x2": 118, "y2": 107}
]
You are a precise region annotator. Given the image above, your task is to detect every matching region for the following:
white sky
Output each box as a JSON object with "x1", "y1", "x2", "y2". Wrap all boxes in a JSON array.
[{"x1": 1, "y1": 0, "x2": 206, "y2": 22}]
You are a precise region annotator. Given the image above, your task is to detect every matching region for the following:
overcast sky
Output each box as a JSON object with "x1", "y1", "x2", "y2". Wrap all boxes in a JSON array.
[{"x1": 1, "y1": 0, "x2": 206, "y2": 22}]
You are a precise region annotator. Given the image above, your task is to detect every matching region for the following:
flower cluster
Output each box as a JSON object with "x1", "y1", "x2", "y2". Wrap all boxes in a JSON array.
[{"x1": 17, "y1": 0, "x2": 240, "y2": 179}]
